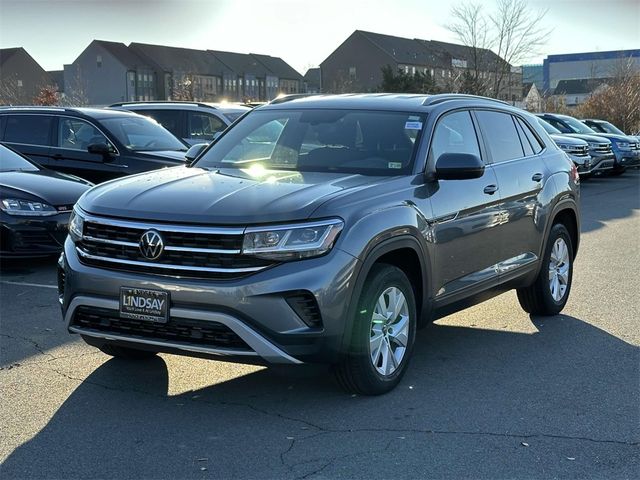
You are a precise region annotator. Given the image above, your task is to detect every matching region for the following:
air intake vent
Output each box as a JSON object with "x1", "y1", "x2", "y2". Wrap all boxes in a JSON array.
[{"x1": 285, "y1": 291, "x2": 322, "y2": 328}]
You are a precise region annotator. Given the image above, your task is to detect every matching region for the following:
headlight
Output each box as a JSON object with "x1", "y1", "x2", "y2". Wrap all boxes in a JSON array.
[
  {"x1": 558, "y1": 144, "x2": 570, "y2": 150},
  {"x1": 68, "y1": 209, "x2": 84, "y2": 242},
  {"x1": 1, "y1": 198, "x2": 58, "y2": 216},
  {"x1": 616, "y1": 142, "x2": 631, "y2": 150},
  {"x1": 587, "y1": 142, "x2": 599, "y2": 148},
  {"x1": 242, "y1": 219, "x2": 343, "y2": 260}
]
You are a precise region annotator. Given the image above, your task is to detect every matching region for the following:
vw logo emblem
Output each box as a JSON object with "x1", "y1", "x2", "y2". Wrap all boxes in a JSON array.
[{"x1": 139, "y1": 230, "x2": 164, "y2": 260}]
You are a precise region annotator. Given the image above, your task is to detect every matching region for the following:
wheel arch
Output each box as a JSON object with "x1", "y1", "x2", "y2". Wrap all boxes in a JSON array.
[{"x1": 340, "y1": 235, "x2": 431, "y2": 354}]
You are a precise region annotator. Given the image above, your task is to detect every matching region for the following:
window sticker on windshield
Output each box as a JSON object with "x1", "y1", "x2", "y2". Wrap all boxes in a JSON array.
[
  {"x1": 388, "y1": 162, "x2": 403, "y2": 169},
  {"x1": 405, "y1": 121, "x2": 423, "y2": 130}
]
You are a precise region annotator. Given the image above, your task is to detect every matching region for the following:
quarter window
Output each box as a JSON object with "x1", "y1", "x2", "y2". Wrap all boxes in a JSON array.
[
  {"x1": 4, "y1": 115, "x2": 53, "y2": 146},
  {"x1": 58, "y1": 117, "x2": 109, "y2": 151},
  {"x1": 430, "y1": 111, "x2": 481, "y2": 163},
  {"x1": 475, "y1": 110, "x2": 524, "y2": 162},
  {"x1": 516, "y1": 117, "x2": 543, "y2": 154}
]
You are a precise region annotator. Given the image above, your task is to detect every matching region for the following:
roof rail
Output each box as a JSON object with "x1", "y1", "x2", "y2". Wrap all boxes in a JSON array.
[
  {"x1": 269, "y1": 93, "x2": 323, "y2": 105},
  {"x1": 0, "y1": 105, "x2": 71, "y2": 112},
  {"x1": 422, "y1": 94, "x2": 509, "y2": 106},
  {"x1": 108, "y1": 100, "x2": 220, "y2": 109}
]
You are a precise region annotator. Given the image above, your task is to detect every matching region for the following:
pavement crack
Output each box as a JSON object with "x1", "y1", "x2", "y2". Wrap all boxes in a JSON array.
[{"x1": 0, "y1": 333, "x2": 57, "y2": 361}]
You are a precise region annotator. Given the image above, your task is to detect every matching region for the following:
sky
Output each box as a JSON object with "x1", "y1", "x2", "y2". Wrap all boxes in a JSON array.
[{"x1": 0, "y1": 0, "x2": 638, "y2": 74}]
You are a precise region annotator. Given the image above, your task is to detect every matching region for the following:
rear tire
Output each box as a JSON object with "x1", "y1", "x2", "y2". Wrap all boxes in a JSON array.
[
  {"x1": 517, "y1": 223, "x2": 573, "y2": 316},
  {"x1": 333, "y1": 264, "x2": 416, "y2": 395}
]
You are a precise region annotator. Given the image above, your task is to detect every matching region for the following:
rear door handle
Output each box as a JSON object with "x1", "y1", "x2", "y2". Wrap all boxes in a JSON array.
[
  {"x1": 532, "y1": 172, "x2": 543, "y2": 182},
  {"x1": 483, "y1": 184, "x2": 498, "y2": 195},
  {"x1": 52, "y1": 153, "x2": 64, "y2": 159}
]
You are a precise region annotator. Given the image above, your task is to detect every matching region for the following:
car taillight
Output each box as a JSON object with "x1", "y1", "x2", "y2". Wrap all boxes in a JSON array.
[{"x1": 570, "y1": 162, "x2": 579, "y2": 182}]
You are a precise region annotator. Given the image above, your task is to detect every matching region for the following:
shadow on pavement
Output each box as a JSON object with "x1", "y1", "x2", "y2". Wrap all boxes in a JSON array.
[
  {"x1": 3, "y1": 315, "x2": 638, "y2": 479},
  {"x1": 579, "y1": 170, "x2": 639, "y2": 234}
]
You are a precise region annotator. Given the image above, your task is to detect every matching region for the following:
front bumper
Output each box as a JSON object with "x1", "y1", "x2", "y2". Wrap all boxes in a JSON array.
[
  {"x1": 60, "y1": 238, "x2": 361, "y2": 365},
  {"x1": 588, "y1": 153, "x2": 616, "y2": 173},
  {"x1": 565, "y1": 153, "x2": 592, "y2": 175},
  {"x1": 1, "y1": 211, "x2": 70, "y2": 257},
  {"x1": 613, "y1": 149, "x2": 640, "y2": 168}
]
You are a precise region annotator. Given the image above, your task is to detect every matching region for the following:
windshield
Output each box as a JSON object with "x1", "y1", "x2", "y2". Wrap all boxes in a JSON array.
[
  {"x1": 596, "y1": 121, "x2": 625, "y2": 135},
  {"x1": 560, "y1": 116, "x2": 598, "y2": 135},
  {"x1": 538, "y1": 118, "x2": 562, "y2": 134},
  {"x1": 0, "y1": 145, "x2": 39, "y2": 172},
  {"x1": 100, "y1": 116, "x2": 187, "y2": 152},
  {"x1": 195, "y1": 109, "x2": 426, "y2": 175}
]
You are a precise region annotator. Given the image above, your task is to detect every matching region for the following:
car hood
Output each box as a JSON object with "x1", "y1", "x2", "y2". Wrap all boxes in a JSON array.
[
  {"x1": 137, "y1": 150, "x2": 187, "y2": 161},
  {"x1": 550, "y1": 134, "x2": 587, "y2": 146},
  {"x1": 0, "y1": 169, "x2": 92, "y2": 207},
  {"x1": 78, "y1": 166, "x2": 380, "y2": 224},
  {"x1": 584, "y1": 133, "x2": 636, "y2": 144},
  {"x1": 565, "y1": 133, "x2": 612, "y2": 144}
]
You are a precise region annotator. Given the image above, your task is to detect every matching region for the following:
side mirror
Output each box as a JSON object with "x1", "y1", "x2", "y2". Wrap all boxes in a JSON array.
[
  {"x1": 87, "y1": 143, "x2": 113, "y2": 157},
  {"x1": 434, "y1": 153, "x2": 484, "y2": 180},
  {"x1": 185, "y1": 143, "x2": 208, "y2": 164}
]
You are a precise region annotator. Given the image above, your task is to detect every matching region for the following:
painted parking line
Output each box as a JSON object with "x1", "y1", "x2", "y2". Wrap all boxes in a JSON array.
[{"x1": 0, "y1": 281, "x2": 58, "y2": 290}]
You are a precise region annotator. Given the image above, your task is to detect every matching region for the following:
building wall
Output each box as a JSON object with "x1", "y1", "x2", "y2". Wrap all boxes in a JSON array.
[
  {"x1": 64, "y1": 43, "x2": 130, "y2": 106},
  {"x1": 321, "y1": 32, "x2": 395, "y2": 92},
  {"x1": 543, "y1": 50, "x2": 640, "y2": 90},
  {"x1": 522, "y1": 64, "x2": 543, "y2": 90},
  {"x1": 0, "y1": 50, "x2": 52, "y2": 104}
]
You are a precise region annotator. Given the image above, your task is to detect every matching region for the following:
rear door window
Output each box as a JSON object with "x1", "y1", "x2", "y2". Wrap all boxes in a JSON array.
[
  {"x1": 57, "y1": 117, "x2": 110, "y2": 151},
  {"x1": 475, "y1": 111, "x2": 524, "y2": 163},
  {"x1": 3, "y1": 115, "x2": 53, "y2": 146},
  {"x1": 188, "y1": 112, "x2": 226, "y2": 142},
  {"x1": 135, "y1": 109, "x2": 182, "y2": 138}
]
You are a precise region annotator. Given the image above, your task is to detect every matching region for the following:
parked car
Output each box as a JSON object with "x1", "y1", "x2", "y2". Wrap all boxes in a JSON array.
[
  {"x1": 535, "y1": 120, "x2": 593, "y2": 177},
  {"x1": 60, "y1": 94, "x2": 580, "y2": 395},
  {"x1": 582, "y1": 118, "x2": 640, "y2": 148},
  {"x1": 109, "y1": 101, "x2": 251, "y2": 146},
  {"x1": 537, "y1": 113, "x2": 638, "y2": 175},
  {"x1": 0, "y1": 107, "x2": 189, "y2": 183},
  {"x1": 1, "y1": 143, "x2": 92, "y2": 257}
]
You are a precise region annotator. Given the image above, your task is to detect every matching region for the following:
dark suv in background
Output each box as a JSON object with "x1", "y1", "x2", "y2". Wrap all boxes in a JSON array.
[
  {"x1": 0, "y1": 107, "x2": 189, "y2": 183},
  {"x1": 60, "y1": 94, "x2": 580, "y2": 395},
  {"x1": 109, "y1": 101, "x2": 251, "y2": 146}
]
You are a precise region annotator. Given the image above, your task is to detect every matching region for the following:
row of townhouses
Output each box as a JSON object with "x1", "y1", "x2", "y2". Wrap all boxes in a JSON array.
[
  {"x1": 4, "y1": 30, "x2": 635, "y2": 108},
  {"x1": 0, "y1": 41, "x2": 305, "y2": 105}
]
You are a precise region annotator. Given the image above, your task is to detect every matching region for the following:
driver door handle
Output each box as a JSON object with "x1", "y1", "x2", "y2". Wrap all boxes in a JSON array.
[
  {"x1": 483, "y1": 184, "x2": 498, "y2": 195},
  {"x1": 532, "y1": 172, "x2": 543, "y2": 182}
]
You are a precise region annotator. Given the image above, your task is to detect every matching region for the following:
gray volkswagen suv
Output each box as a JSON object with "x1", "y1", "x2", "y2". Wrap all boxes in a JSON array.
[{"x1": 59, "y1": 94, "x2": 580, "y2": 395}]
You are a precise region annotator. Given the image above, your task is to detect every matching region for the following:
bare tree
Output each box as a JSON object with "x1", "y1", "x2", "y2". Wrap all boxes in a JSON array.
[
  {"x1": 446, "y1": 0, "x2": 551, "y2": 98},
  {"x1": 578, "y1": 58, "x2": 640, "y2": 133},
  {"x1": 445, "y1": 3, "x2": 491, "y2": 95},
  {"x1": 171, "y1": 73, "x2": 195, "y2": 101},
  {"x1": 60, "y1": 68, "x2": 89, "y2": 107}
]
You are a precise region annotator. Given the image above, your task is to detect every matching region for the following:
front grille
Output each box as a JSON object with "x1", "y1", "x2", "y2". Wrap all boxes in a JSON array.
[
  {"x1": 630, "y1": 142, "x2": 640, "y2": 151},
  {"x1": 72, "y1": 307, "x2": 251, "y2": 351},
  {"x1": 593, "y1": 143, "x2": 612, "y2": 154},
  {"x1": 77, "y1": 216, "x2": 274, "y2": 278},
  {"x1": 566, "y1": 145, "x2": 589, "y2": 156}
]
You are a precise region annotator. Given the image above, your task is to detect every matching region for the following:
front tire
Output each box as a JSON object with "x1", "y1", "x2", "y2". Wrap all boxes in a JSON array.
[
  {"x1": 517, "y1": 223, "x2": 574, "y2": 315},
  {"x1": 333, "y1": 264, "x2": 417, "y2": 395}
]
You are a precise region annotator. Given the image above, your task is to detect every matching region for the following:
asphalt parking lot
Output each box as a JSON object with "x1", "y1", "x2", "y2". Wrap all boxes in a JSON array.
[{"x1": 1, "y1": 171, "x2": 639, "y2": 479}]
